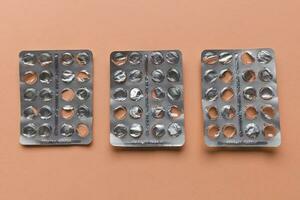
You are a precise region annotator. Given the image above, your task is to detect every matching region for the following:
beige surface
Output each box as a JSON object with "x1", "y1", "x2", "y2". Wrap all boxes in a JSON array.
[{"x1": 0, "y1": 0, "x2": 300, "y2": 199}]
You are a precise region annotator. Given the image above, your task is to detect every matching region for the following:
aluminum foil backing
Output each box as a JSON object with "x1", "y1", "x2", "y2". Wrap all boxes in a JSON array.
[
  {"x1": 110, "y1": 50, "x2": 185, "y2": 147},
  {"x1": 19, "y1": 50, "x2": 93, "y2": 145},
  {"x1": 201, "y1": 48, "x2": 281, "y2": 147}
]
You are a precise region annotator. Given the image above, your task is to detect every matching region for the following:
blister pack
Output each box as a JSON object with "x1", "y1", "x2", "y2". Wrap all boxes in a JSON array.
[
  {"x1": 201, "y1": 48, "x2": 281, "y2": 147},
  {"x1": 110, "y1": 50, "x2": 185, "y2": 147},
  {"x1": 19, "y1": 50, "x2": 93, "y2": 145}
]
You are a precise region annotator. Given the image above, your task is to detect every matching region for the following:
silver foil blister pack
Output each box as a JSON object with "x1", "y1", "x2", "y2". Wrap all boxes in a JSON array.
[
  {"x1": 19, "y1": 50, "x2": 93, "y2": 145},
  {"x1": 201, "y1": 48, "x2": 281, "y2": 147},
  {"x1": 110, "y1": 50, "x2": 185, "y2": 147}
]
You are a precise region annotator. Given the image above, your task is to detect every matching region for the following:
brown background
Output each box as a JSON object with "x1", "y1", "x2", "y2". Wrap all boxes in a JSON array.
[{"x1": 0, "y1": 0, "x2": 299, "y2": 199}]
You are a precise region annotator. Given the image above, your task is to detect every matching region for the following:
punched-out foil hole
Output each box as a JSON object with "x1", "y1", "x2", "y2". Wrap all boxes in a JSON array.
[
  {"x1": 23, "y1": 71, "x2": 38, "y2": 85},
  {"x1": 112, "y1": 52, "x2": 127, "y2": 66},
  {"x1": 223, "y1": 124, "x2": 237, "y2": 138},
  {"x1": 76, "y1": 52, "x2": 90, "y2": 65},
  {"x1": 76, "y1": 123, "x2": 89, "y2": 138}
]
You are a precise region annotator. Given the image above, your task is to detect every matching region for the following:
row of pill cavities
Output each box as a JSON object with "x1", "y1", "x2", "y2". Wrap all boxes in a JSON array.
[
  {"x1": 111, "y1": 51, "x2": 183, "y2": 139},
  {"x1": 111, "y1": 51, "x2": 181, "y2": 66},
  {"x1": 112, "y1": 122, "x2": 183, "y2": 139},
  {"x1": 21, "y1": 52, "x2": 92, "y2": 139},
  {"x1": 203, "y1": 51, "x2": 278, "y2": 140},
  {"x1": 22, "y1": 122, "x2": 90, "y2": 138},
  {"x1": 22, "y1": 52, "x2": 91, "y2": 66}
]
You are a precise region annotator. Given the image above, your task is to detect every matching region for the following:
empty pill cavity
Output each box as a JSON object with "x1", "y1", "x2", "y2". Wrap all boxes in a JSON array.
[
  {"x1": 128, "y1": 52, "x2": 142, "y2": 65},
  {"x1": 245, "y1": 123, "x2": 260, "y2": 139},
  {"x1": 245, "y1": 105, "x2": 257, "y2": 120},
  {"x1": 61, "y1": 70, "x2": 75, "y2": 83},
  {"x1": 152, "y1": 124, "x2": 165, "y2": 138},
  {"x1": 22, "y1": 53, "x2": 36, "y2": 66},
  {"x1": 76, "y1": 70, "x2": 90, "y2": 82},
  {"x1": 113, "y1": 70, "x2": 127, "y2": 83},
  {"x1": 39, "y1": 88, "x2": 53, "y2": 101},
  {"x1": 151, "y1": 69, "x2": 165, "y2": 83},
  {"x1": 113, "y1": 124, "x2": 128, "y2": 138},
  {"x1": 61, "y1": 105, "x2": 75, "y2": 119},
  {"x1": 129, "y1": 69, "x2": 143, "y2": 82},
  {"x1": 263, "y1": 124, "x2": 277, "y2": 139},
  {"x1": 61, "y1": 52, "x2": 74, "y2": 66},
  {"x1": 219, "y1": 52, "x2": 233, "y2": 65},
  {"x1": 167, "y1": 68, "x2": 180, "y2": 82},
  {"x1": 112, "y1": 52, "x2": 127, "y2": 66},
  {"x1": 24, "y1": 88, "x2": 37, "y2": 101},
  {"x1": 76, "y1": 52, "x2": 90, "y2": 65},
  {"x1": 77, "y1": 105, "x2": 90, "y2": 118},
  {"x1": 168, "y1": 105, "x2": 182, "y2": 118},
  {"x1": 243, "y1": 87, "x2": 257, "y2": 101},
  {"x1": 39, "y1": 53, "x2": 52, "y2": 66},
  {"x1": 61, "y1": 88, "x2": 75, "y2": 102},
  {"x1": 242, "y1": 70, "x2": 256, "y2": 82},
  {"x1": 204, "y1": 70, "x2": 218, "y2": 83},
  {"x1": 219, "y1": 69, "x2": 233, "y2": 83},
  {"x1": 23, "y1": 71, "x2": 38, "y2": 85},
  {"x1": 129, "y1": 106, "x2": 143, "y2": 119},
  {"x1": 150, "y1": 52, "x2": 164, "y2": 65},
  {"x1": 207, "y1": 124, "x2": 220, "y2": 139},
  {"x1": 22, "y1": 123, "x2": 37, "y2": 137},
  {"x1": 61, "y1": 123, "x2": 74, "y2": 137},
  {"x1": 206, "y1": 106, "x2": 218, "y2": 120},
  {"x1": 76, "y1": 88, "x2": 90, "y2": 100},
  {"x1": 257, "y1": 50, "x2": 272, "y2": 64},
  {"x1": 38, "y1": 124, "x2": 52, "y2": 137},
  {"x1": 166, "y1": 51, "x2": 179, "y2": 64},
  {"x1": 76, "y1": 123, "x2": 89, "y2": 138},
  {"x1": 23, "y1": 106, "x2": 38, "y2": 119},
  {"x1": 259, "y1": 68, "x2": 273, "y2": 82},
  {"x1": 129, "y1": 123, "x2": 143, "y2": 138},
  {"x1": 130, "y1": 88, "x2": 143, "y2": 101},
  {"x1": 113, "y1": 88, "x2": 127, "y2": 101},
  {"x1": 152, "y1": 106, "x2": 165, "y2": 119},
  {"x1": 167, "y1": 87, "x2": 181, "y2": 101},
  {"x1": 203, "y1": 52, "x2": 218, "y2": 65},
  {"x1": 39, "y1": 106, "x2": 52, "y2": 120},
  {"x1": 168, "y1": 123, "x2": 182, "y2": 137},
  {"x1": 39, "y1": 70, "x2": 53, "y2": 84},
  {"x1": 113, "y1": 106, "x2": 127, "y2": 120},
  {"x1": 221, "y1": 105, "x2": 236, "y2": 120},
  {"x1": 205, "y1": 88, "x2": 218, "y2": 101},
  {"x1": 259, "y1": 87, "x2": 274, "y2": 100},
  {"x1": 151, "y1": 87, "x2": 165, "y2": 100},
  {"x1": 223, "y1": 124, "x2": 237, "y2": 138},
  {"x1": 261, "y1": 105, "x2": 276, "y2": 119},
  {"x1": 220, "y1": 87, "x2": 234, "y2": 102},
  {"x1": 241, "y1": 52, "x2": 255, "y2": 65}
]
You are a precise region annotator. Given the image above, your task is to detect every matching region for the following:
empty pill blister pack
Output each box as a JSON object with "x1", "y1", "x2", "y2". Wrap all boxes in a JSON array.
[
  {"x1": 19, "y1": 50, "x2": 93, "y2": 145},
  {"x1": 110, "y1": 50, "x2": 185, "y2": 147},
  {"x1": 201, "y1": 48, "x2": 281, "y2": 147}
]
